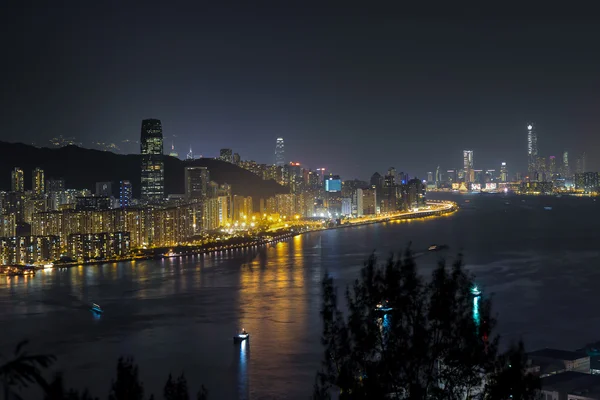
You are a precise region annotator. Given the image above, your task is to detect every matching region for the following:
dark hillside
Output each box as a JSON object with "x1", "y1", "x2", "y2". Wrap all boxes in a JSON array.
[{"x1": 0, "y1": 142, "x2": 286, "y2": 201}]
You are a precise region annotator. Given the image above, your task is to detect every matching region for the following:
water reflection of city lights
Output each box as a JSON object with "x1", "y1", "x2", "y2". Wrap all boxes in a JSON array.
[
  {"x1": 473, "y1": 296, "x2": 480, "y2": 331},
  {"x1": 238, "y1": 338, "x2": 248, "y2": 398}
]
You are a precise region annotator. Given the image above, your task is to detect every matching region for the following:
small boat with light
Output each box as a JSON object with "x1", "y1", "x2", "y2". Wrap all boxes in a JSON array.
[
  {"x1": 375, "y1": 300, "x2": 393, "y2": 313},
  {"x1": 234, "y1": 329, "x2": 249, "y2": 343},
  {"x1": 471, "y1": 285, "x2": 482, "y2": 297},
  {"x1": 90, "y1": 303, "x2": 103, "y2": 314},
  {"x1": 428, "y1": 244, "x2": 448, "y2": 252},
  {"x1": 544, "y1": 206, "x2": 552, "y2": 210}
]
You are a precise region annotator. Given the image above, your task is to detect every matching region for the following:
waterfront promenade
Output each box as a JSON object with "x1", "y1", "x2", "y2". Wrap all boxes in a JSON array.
[{"x1": 0, "y1": 200, "x2": 457, "y2": 274}]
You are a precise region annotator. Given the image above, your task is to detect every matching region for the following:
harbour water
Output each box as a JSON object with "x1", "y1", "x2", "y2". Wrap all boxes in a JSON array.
[{"x1": 2, "y1": 193, "x2": 600, "y2": 399}]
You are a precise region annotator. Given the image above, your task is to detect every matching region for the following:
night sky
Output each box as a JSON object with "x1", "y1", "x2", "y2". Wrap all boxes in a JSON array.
[{"x1": 3, "y1": 3, "x2": 600, "y2": 180}]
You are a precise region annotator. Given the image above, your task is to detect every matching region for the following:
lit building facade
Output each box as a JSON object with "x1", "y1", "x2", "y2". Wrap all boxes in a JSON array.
[
  {"x1": 233, "y1": 195, "x2": 253, "y2": 221},
  {"x1": 275, "y1": 194, "x2": 295, "y2": 217},
  {"x1": 548, "y1": 156, "x2": 556, "y2": 178},
  {"x1": 362, "y1": 187, "x2": 377, "y2": 215},
  {"x1": 575, "y1": 172, "x2": 599, "y2": 193},
  {"x1": 140, "y1": 118, "x2": 164, "y2": 203},
  {"x1": 351, "y1": 188, "x2": 364, "y2": 217},
  {"x1": 275, "y1": 138, "x2": 285, "y2": 167},
  {"x1": 500, "y1": 162, "x2": 508, "y2": 182},
  {"x1": 11, "y1": 168, "x2": 24, "y2": 193},
  {"x1": 217, "y1": 196, "x2": 231, "y2": 226},
  {"x1": 563, "y1": 151, "x2": 570, "y2": 178},
  {"x1": 405, "y1": 179, "x2": 426, "y2": 209},
  {"x1": 119, "y1": 181, "x2": 132, "y2": 208},
  {"x1": 341, "y1": 198, "x2": 352, "y2": 216},
  {"x1": 527, "y1": 123, "x2": 538, "y2": 179},
  {"x1": 33, "y1": 168, "x2": 44, "y2": 195},
  {"x1": 463, "y1": 150, "x2": 474, "y2": 183},
  {"x1": 67, "y1": 232, "x2": 130, "y2": 260},
  {"x1": 0, "y1": 236, "x2": 60, "y2": 265}
]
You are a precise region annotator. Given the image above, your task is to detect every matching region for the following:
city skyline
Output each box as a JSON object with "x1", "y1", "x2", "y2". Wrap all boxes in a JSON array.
[{"x1": 3, "y1": 4, "x2": 600, "y2": 180}]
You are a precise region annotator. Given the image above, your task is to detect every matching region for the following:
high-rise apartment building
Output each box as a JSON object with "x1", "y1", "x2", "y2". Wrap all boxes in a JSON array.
[
  {"x1": 184, "y1": 167, "x2": 210, "y2": 200},
  {"x1": 463, "y1": 150, "x2": 474, "y2": 183},
  {"x1": 119, "y1": 181, "x2": 132, "y2": 208},
  {"x1": 233, "y1": 195, "x2": 253, "y2": 221},
  {"x1": 275, "y1": 138, "x2": 285, "y2": 167},
  {"x1": 33, "y1": 168, "x2": 44, "y2": 195},
  {"x1": 219, "y1": 149, "x2": 233, "y2": 163},
  {"x1": 527, "y1": 123, "x2": 538, "y2": 178},
  {"x1": 140, "y1": 119, "x2": 164, "y2": 203},
  {"x1": 11, "y1": 168, "x2": 24, "y2": 192}
]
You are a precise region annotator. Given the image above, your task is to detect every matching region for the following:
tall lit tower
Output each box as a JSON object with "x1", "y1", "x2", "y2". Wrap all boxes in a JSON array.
[
  {"x1": 562, "y1": 151, "x2": 570, "y2": 178},
  {"x1": 33, "y1": 168, "x2": 45, "y2": 195},
  {"x1": 500, "y1": 162, "x2": 508, "y2": 182},
  {"x1": 463, "y1": 150, "x2": 474, "y2": 183},
  {"x1": 140, "y1": 119, "x2": 164, "y2": 203},
  {"x1": 275, "y1": 138, "x2": 285, "y2": 167},
  {"x1": 548, "y1": 156, "x2": 556, "y2": 178},
  {"x1": 11, "y1": 167, "x2": 24, "y2": 192},
  {"x1": 527, "y1": 123, "x2": 538, "y2": 178}
]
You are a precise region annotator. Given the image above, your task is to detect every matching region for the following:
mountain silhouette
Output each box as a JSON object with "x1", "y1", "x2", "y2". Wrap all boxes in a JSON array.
[{"x1": 0, "y1": 142, "x2": 286, "y2": 203}]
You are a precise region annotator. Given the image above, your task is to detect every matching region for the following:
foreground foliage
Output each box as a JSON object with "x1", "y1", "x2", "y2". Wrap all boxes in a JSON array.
[
  {"x1": 0, "y1": 344, "x2": 208, "y2": 400},
  {"x1": 313, "y1": 249, "x2": 540, "y2": 399}
]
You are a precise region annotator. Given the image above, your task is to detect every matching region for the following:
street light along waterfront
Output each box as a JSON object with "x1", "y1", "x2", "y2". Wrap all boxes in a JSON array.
[{"x1": 0, "y1": 201, "x2": 457, "y2": 275}]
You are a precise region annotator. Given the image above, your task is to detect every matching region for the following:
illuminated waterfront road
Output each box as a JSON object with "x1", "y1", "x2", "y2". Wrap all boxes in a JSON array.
[
  {"x1": 266, "y1": 201, "x2": 456, "y2": 232},
  {"x1": 344, "y1": 201, "x2": 455, "y2": 225}
]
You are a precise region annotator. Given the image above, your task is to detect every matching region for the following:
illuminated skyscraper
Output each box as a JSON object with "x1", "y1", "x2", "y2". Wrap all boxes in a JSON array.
[
  {"x1": 119, "y1": 181, "x2": 132, "y2": 208},
  {"x1": 563, "y1": 151, "x2": 570, "y2": 178},
  {"x1": 500, "y1": 162, "x2": 508, "y2": 182},
  {"x1": 33, "y1": 168, "x2": 44, "y2": 195},
  {"x1": 140, "y1": 119, "x2": 164, "y2": 203},
  {"x1": 548, "y1": 156, "x2": 556, "y2": 178},
  {"x1": 463, "y1": 150, "x2": 473, "y2": 183},
  {"x1": 527, "y1": 123, "x2": 538, "y2": 178},
  {"x1": 435, "y1": 166, "x2": 441, "y2": 186},
  {"x1": 185, "y1": 166, "x2": 210, "y2": 200},
  {"x1": 11, "y1": 167, "x2": 24, "y2": 192},
  {"x1": 187, "y1": 146, "x2": 194, "y2": 160},
  {"x1": 275, "y1": 138, "x2": 285, "y2": 167}
]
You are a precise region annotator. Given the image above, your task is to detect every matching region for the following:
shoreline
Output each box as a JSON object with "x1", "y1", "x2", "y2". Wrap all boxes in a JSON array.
[{"x1": 1, "y1": 201, "x2": 457, "y2": 274}]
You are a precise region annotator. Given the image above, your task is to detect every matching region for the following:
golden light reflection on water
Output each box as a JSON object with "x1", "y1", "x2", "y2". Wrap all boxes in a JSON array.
[{"x1": 238, "y1": 235, "x2": 308, "y2": 373}]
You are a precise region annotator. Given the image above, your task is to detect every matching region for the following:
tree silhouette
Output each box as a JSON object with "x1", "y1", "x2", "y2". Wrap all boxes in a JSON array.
[
  {"x1": 0, "y1": 340, "x2": 55, "y2": 400},
  {"x1": 108, "y1": 357, "x2": 144, "y2": 400},
  {"x1": 163, "y1": 373, "x2": 189, "y2": 400},
  {"x1": 44, "y1": 373, "x2": 98, "y2": 400},
  {"x1": 484, "y1": 341, "x2": 541, "y2": 400},
  {"x1": 313, "y1": 249, "x2": 539, "y2": 399}
]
